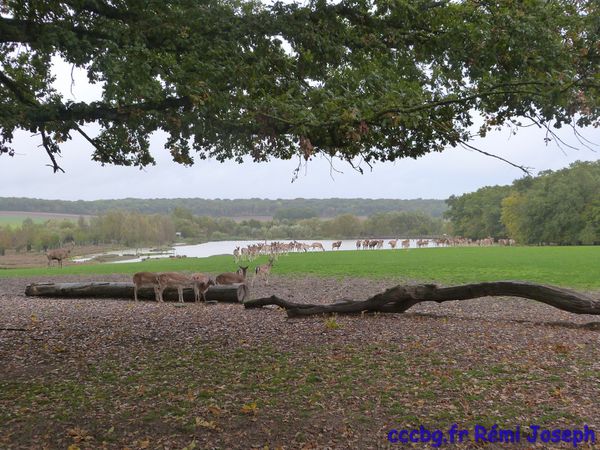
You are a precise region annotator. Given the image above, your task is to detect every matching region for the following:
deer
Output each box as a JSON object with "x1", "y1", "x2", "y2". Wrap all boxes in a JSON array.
[
  {"x1": 157, "y1": 272, "x2": 195, "y2": 303},
  {"x1": 252, "y1": 257, "x2": 274, "y2": 287},
  {"x1": 389, "y1": 239, "x2": 398, "y2": 249},
  {"x1": 308, "y1": 242, "x2": 324, "y2": 252},
  {"x1": 417, "y1": 239, "x2": 429, "y2": 248},
  {"x1": 46, "y1": 242, "x2": 75, "y2": 268},
  {"x1": 132, "y1": 271, "x2": 161, "y2": 302},
  {"x1": 215, "y1": 265, "x2": 248, "y2": 285},
  {"x1": 191, "y1": 272, "x2": 215, "y2": 302},
  {"x1": 332, "y1": 240, "x2": 342, "y2": 250}
]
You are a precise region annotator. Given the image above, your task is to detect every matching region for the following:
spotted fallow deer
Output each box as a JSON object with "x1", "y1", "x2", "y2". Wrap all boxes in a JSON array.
[
  {"x1": 191, "y1": 273, "x2": 215, "y2": 302},
  {"x1": 215, "y1": 266, "x2": 248, "y2": 285},
  {"x1": 46, "y1": 242, "x2": 75, "y2": 268},
  {"x1": 132, "y1": 272, "x2": 161, "y2": 302},
  {"x1": 157, "y1": 272, "x2": 195, "y2": 303},
  {"x1": 252, "y1": 257, "x2": 274, "y2": 287},
  {"x1": 389, "y1": 239, "x2": 398, "y2": 249},
  {"x1": 332, "y1": 240, "x2": 342, "y2": 250}
]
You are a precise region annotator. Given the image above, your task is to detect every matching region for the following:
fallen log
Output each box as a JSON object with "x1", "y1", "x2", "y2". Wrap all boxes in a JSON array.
[
  {"x1": 244, "y1": 281, "x2": 600, "y2": 318},
  {"x1": 25, "y1": 282, "x2": 248, "y2": 303}
]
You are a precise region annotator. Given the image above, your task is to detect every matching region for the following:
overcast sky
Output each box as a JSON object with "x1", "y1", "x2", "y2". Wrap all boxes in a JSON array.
[{"x1": 1, "y1": 59, "x2": 598, "y2": 201}]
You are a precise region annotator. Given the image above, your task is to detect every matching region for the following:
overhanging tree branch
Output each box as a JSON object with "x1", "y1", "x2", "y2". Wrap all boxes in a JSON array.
[
  {"x1": 40, "y1": 129, "x2": 65, "y2": 173},
  {"x1": 1, "y1": 0, "x2": 598, "y2": 171}
]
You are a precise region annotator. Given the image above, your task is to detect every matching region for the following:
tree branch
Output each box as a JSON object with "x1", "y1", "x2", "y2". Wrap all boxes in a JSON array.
[
  {"x1": 0, "y1": 70, "x2": 37, "y2": 106},
  {"x1": 0, "y1": 17, "x2": 113, "y2": 45},
  {"x1": 457, "y1": 139, "x2": 532, "y2": 175},
  {"x1": 373, "y1": 88, "x2": 545, "y2": 120},
  {"x1": 245, "y1": 281, "x2": 600, "y2": 318},
  {"x1": 40, "y1": 129, "x2": 65, "y2": 173}
]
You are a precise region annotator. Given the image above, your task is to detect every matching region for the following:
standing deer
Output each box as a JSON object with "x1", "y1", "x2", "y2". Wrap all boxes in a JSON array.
[
  {"x1": 252, "y1": 258, "x2": 274, "y2": 287},
  {"x1": 191, "y1": 273, "x2": 215, "y2": 302},
  {"x1": 157, "y1": 272, "x2": 195, "y2": 303},
  {"x1": 132, "y1": 272, "x2": 161, "y2": 302},
  {"x1": 310, "y1": 242, "x2": 325, "y2": 252},
  {"x1": 46, "y1": 242, "x2": 75, "y2": 268},
  {"x1": 332, "y1": 240, "x2": 342, "y2": 250},
  {"x1": 389, "y1": 239, "x2": 398, "y2": 249},
  {"x1": 417, "y1": 239, "x2": 429, "y2": 248}
]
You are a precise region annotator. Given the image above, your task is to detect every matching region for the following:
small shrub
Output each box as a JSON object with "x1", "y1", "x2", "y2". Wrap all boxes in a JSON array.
[{"x1": 324, "y1": 315, "x2": 341, "y2": 330}]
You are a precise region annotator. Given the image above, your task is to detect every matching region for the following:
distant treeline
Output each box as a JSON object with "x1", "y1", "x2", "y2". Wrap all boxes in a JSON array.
[
  {"x1": 0, "y1": 197, "x2": 447, "y2": 218},
  {"x1": 0, "y1": 209, "x2": 445, "y2": 253},
  {"x1": 445, "y1": 161, "x2": 600, "y2": 245}
]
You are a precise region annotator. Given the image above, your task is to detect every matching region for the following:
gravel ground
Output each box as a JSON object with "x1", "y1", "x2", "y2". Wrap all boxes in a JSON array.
[
  {"x1": 2, "y1": 275, "x2": 600, "y2": 449},
  {"x1": 3, "y1": 274, "x2": 600, "y2": 350}
]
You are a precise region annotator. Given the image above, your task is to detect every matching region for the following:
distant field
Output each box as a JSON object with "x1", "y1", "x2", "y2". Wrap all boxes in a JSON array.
[
  {"x1": 0, "y1": 211, "x2": 83, "y2": 227},
  {"x1": 229, "y1": 215, "x2": 273, "y2": 222},
  {"x1": 2, "y1": 246, "x2": 599, "y2": 289}
]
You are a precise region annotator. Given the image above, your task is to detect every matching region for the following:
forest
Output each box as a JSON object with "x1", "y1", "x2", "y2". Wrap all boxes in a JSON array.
[
  {"x1": 0, "y1": 197, "x2": 447, "y2": 218},
  {"x1": 445, "y1": 161, "x2": 600, "y2": 245}
]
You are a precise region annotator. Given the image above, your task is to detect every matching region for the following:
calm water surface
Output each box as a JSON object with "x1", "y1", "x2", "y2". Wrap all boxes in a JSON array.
[{"x1": 104, "y1": 238, "x2": 437, "y2": 263}]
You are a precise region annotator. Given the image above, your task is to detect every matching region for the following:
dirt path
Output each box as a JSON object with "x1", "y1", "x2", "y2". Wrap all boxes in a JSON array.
[{"x1": 1, "y1": 275, "x2": 600, "y2": 449}]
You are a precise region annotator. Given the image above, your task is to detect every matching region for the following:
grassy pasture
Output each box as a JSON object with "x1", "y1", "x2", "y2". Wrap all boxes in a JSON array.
[
  {"x1": 0, "y1": 215, "x2": 46, "y2": 227},
  {"x1": 0, "y1": 211, "x2": 79, "y2": 227},
  {"x1": 2, "y1": 245, "x2": 599, "y2": 289}
]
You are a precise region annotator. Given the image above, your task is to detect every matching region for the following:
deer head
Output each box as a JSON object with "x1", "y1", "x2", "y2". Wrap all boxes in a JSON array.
[{"x1": 237, "y1": 266, "x2": 249, "y2": 278}]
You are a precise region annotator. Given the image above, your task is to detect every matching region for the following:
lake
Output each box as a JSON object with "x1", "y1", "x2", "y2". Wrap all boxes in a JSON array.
[{"x1": 99, "y1": 238, "x2": 439, "y2": 264}]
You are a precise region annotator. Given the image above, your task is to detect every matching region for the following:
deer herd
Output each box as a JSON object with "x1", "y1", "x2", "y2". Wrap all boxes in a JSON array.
[
  {"x1": 132, "y1": 270, "x2": 216, "y2": 303},
  {"x1": 131, "y1": 256, "x2": 276, "y2": 303},
  {"x1": 45, "y1": 236, "x2": 515, "y2": 303}
]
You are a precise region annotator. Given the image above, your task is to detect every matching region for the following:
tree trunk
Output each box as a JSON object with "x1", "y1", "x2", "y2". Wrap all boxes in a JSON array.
[
  {"x1": 25, "y1": 282, "x2": 248, "y2": 303},
  {"x1": 244, "y1": 281, "x2": 600, "y2": 318},
  {"x1": 205, "y1": 284, "x2": 248, "y2": 302}
]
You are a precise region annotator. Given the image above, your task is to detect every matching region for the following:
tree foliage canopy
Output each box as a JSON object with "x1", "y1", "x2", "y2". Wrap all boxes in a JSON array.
[
  {"x1": 1, "y1": 0, "x2": 598, "y2": 172},
  {"x1": 445, "y1": 161, "x2": 600, "y2": 245}
]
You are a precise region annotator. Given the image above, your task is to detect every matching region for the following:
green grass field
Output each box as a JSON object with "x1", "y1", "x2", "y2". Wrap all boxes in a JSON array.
[
  {"x1": 0, "y1": 213, "x2": 78, "y2": 227},
  {"x1": 0, "y1": 215, "x2": 46, "y2": 227},
  {"x1": 2, "y1": 246, "x2": 600, "y2": 289}
]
